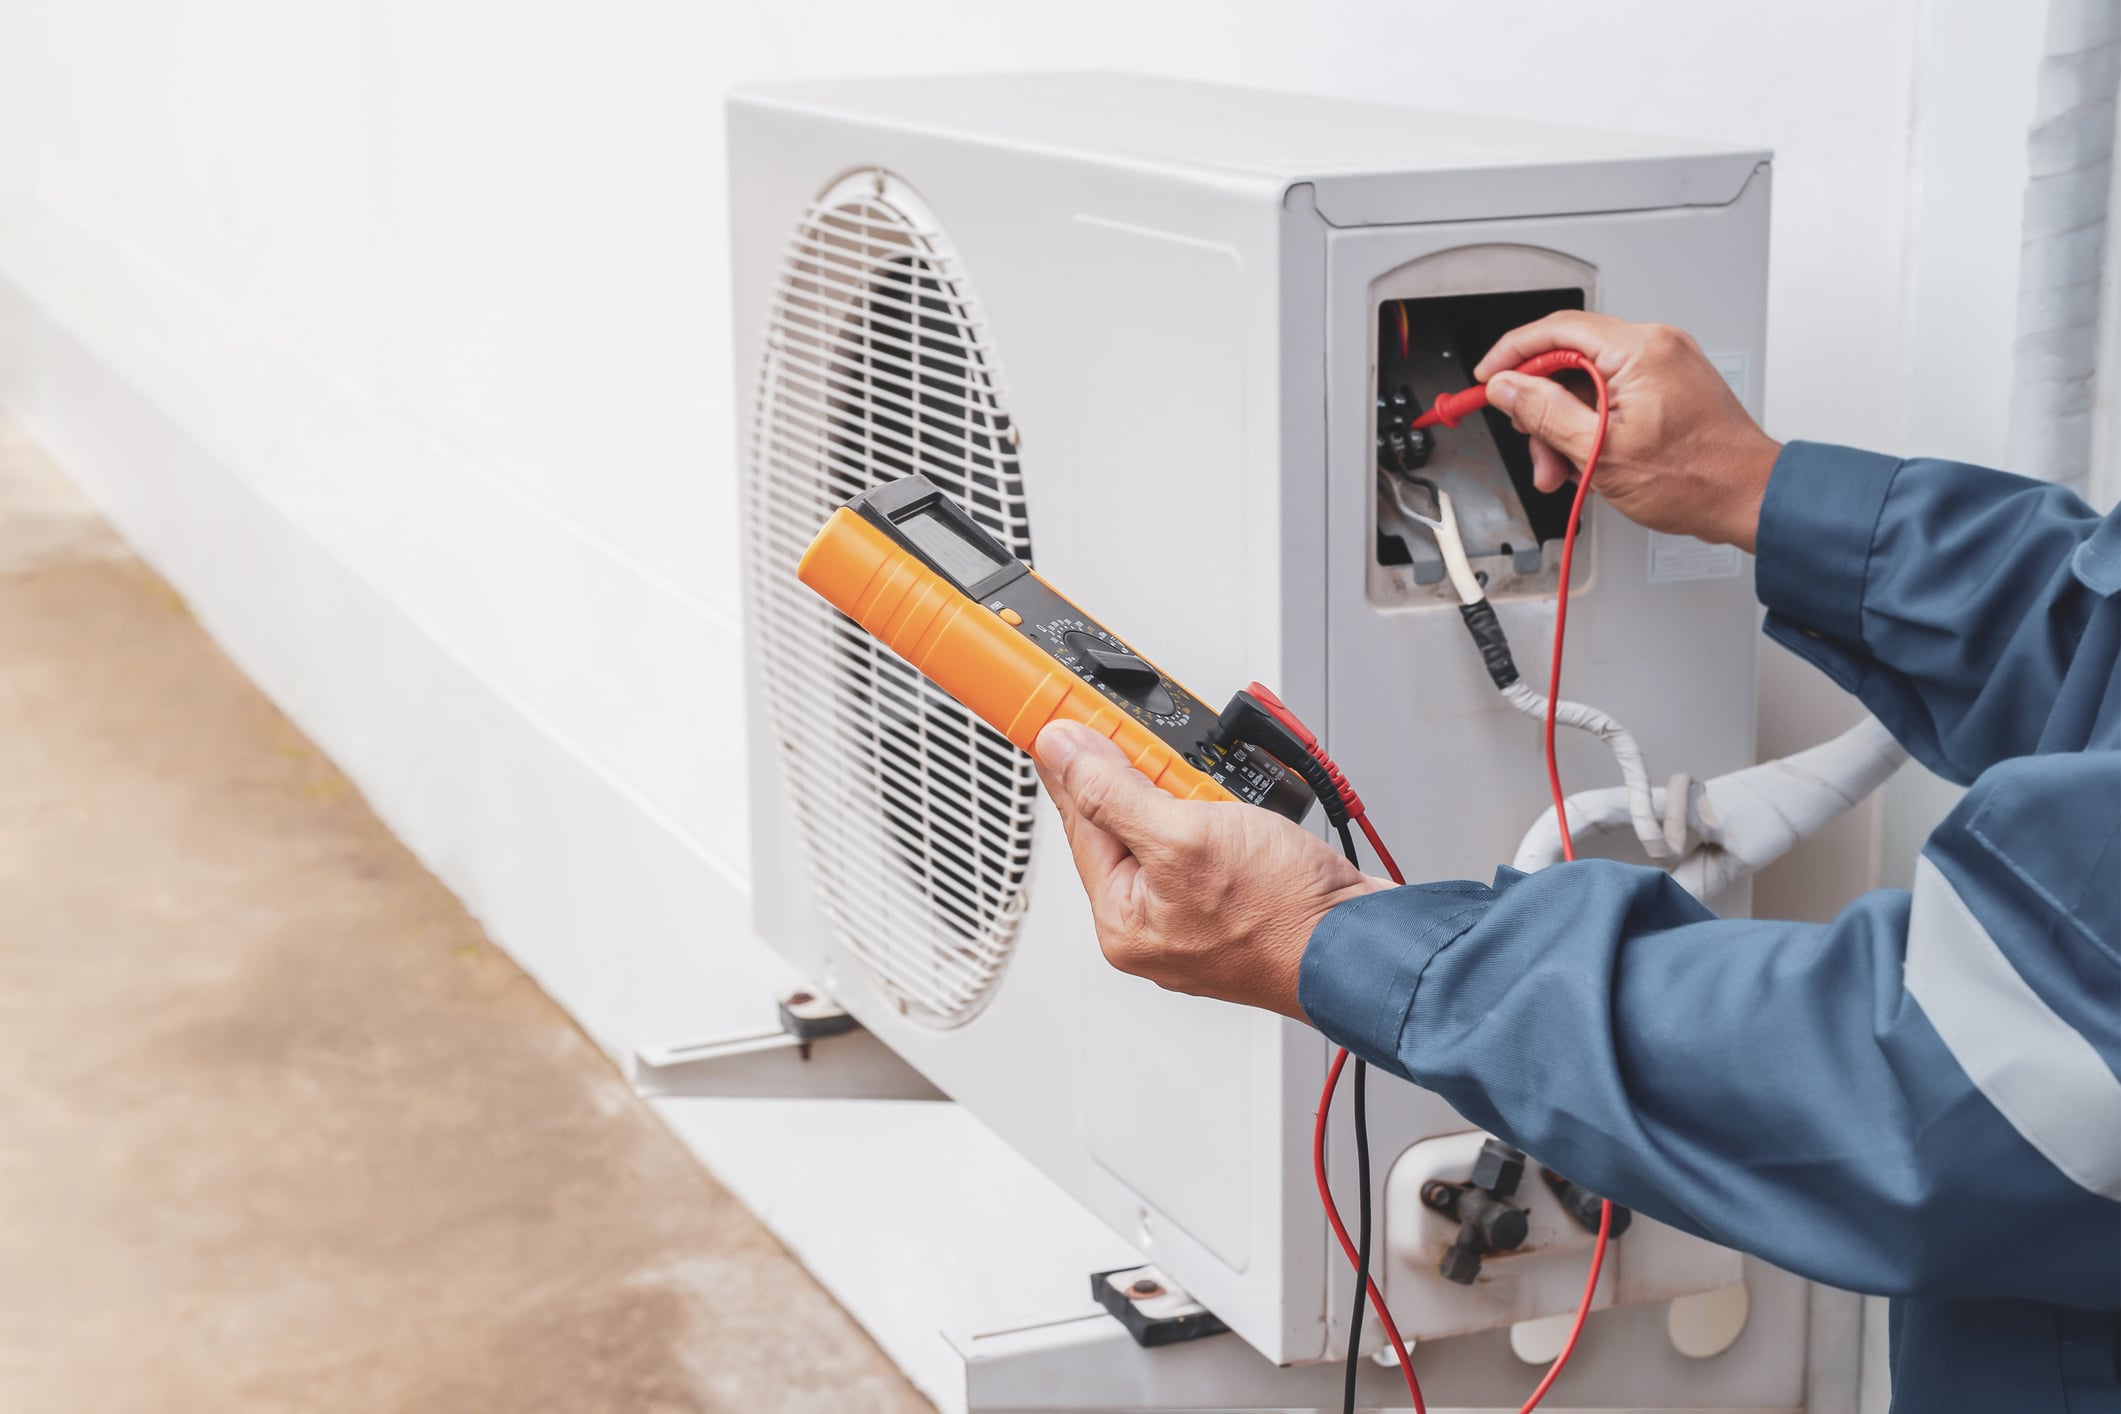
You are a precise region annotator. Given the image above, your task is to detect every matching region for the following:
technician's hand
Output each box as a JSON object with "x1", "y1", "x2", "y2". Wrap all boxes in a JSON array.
[
  {"x1": 1032, "y1": 720, "x2": 1389, "y2": 1021},
  {"x1": 1474, "y1": 312, "x2": 1782, "y2": 552}
]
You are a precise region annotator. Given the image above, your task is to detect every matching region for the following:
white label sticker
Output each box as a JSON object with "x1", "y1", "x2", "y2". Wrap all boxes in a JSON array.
[{"x1": 1649, "y1": 532, "x2": 1742, "y2": 583}]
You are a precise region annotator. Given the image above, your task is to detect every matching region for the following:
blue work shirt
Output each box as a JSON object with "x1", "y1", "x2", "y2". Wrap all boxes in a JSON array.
[{"x1": 1301, "y1": 443, "x2": 2121, "y2": 1412}]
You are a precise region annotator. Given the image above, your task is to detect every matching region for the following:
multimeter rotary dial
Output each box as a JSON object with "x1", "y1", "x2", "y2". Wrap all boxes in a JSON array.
[{"x1": 1056, "y1": 628, "x2": 1179, "y2": 718}]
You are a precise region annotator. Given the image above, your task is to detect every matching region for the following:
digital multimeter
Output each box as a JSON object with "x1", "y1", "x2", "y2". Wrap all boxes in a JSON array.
[{"x1": 797, "y1": 475, "x2": 1314, "y2": 823}]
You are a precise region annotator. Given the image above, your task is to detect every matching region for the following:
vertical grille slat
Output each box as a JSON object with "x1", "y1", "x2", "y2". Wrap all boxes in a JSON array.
[{"x1": 744, "y1": 174, "x2": 1038, "y2": 1027}]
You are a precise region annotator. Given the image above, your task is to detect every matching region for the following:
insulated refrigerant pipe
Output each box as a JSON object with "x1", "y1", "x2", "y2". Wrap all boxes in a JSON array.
[{"x1": 1511, "y1": 715, "x2": 1909, "y2": 897}]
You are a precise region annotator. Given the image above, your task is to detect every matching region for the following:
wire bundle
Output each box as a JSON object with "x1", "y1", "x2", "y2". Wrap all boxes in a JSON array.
[{"x1": 1252, "y1": 689, "x2": 1422, "y2": 1414}]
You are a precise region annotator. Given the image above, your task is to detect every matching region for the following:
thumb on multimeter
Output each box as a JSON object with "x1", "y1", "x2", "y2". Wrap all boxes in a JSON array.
[
  {"x1": 1032, "y1": 718, "x2": 1094, "y2": 772},
  {"x1": 1035, "y1": 720, "x2": 1186, "y2": 851}
]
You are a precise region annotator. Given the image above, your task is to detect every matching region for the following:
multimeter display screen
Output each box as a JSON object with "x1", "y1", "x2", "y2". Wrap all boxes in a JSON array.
[{"x1": 896, "y1": 506, "x2": 1010, "y2": 587}]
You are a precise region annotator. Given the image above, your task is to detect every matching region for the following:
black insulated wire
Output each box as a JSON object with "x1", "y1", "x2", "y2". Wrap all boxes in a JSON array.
[
  {"x1": 1458, "y1": 600, "x2": 1520, "y2": 689},
  {"x1": 1347, "y1": 1059, "x2": 1373, "y2": 1414},
  {"x1": 1331, "y1": 819, "x2": 1370, "y2": 1414}
]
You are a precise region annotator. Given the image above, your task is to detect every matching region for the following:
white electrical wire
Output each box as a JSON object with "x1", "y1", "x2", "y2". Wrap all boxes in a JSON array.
[
  {"x1": 1389, "y1": 472, "x2": 1671, "y2": 859},
  {"x1": 1428, "y1": 491, "x2": 1487, "y2": 607},
  {"x1": 1379, "y1": 476, "x2": 1488, "y2": 607}
]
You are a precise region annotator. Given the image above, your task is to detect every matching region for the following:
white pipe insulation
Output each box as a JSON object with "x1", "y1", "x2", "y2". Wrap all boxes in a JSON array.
[
  {"x1": 1512, "y1": 717, "x2": 1909, "y2": 900},
  {"x1": 1498, "y1": 679, "x2": 1672, "y2": 860}
]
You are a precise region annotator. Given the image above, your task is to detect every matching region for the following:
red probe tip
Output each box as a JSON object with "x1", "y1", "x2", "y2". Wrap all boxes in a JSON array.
[{"x1": 1413, "y1": 349, "x2": 1594, "y2": 430}]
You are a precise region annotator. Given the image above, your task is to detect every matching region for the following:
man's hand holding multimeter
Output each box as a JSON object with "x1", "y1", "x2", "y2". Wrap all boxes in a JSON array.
[
  {"x1": 797, "y1": 471, "x2": 1381, "y2": 1019},
  {"x1": 1032, "y1": 719, "x2": 1386, "y2": 1019}
]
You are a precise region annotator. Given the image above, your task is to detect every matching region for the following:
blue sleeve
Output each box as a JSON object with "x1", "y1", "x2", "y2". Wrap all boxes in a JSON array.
[
  {"x1": 1755, "y1": 442, "x2": 2116, "y2": 783},
  {"x1": 1300, "y1": 753, "x2": 2121, "y2": 1307}
]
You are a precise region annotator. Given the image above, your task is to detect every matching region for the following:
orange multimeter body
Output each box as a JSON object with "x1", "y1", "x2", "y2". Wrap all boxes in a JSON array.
[{"x1": 796, "y1": 474, "x2": 1313, "y2": 822}]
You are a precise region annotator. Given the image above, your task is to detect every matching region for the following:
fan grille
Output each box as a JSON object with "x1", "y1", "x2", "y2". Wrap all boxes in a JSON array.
[{"x1": 745, "y1": 172, "x2": 1038, "y2": 1026}]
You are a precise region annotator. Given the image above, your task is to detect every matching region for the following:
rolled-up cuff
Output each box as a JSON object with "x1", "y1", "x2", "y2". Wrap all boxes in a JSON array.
[
  {"x1": 1298, "y1": 883, "x2": 1494, "y2": 1072},
  {"x1": 1755, "y1": 441, "x2": 1902, "y2": 647}
]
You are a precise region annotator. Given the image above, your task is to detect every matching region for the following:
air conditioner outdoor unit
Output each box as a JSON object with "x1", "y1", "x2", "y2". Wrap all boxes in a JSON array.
[{"x1": 733, "y1": 73, "x2": 1836, "y2": 1409}]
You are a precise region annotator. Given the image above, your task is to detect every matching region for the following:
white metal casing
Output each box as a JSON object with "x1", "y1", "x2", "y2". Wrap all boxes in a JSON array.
[{"x1": 732, "y1": 73, "x2": 1811, "y2": 1407}]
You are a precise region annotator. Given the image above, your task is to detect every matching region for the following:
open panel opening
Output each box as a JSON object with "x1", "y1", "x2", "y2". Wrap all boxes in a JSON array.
[{"x1": 1372, "y1": 286, "x2": 1587, "y2": 604}]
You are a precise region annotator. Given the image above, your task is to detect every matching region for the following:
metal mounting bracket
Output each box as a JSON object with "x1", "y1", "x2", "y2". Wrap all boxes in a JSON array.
[
  {"x1": 951, "y1": 1280, "x2": 1863, "y2": 1412},
  {"x1": 952, "y1": 1305, "x2": 1399, "y2": 1412},
  {"x1": 1090, "y1": 1264, "x2": 1229, "y2": 1348},
  {"x1": 631, "y1": 990, "x2": 945, "y2": 1102}
]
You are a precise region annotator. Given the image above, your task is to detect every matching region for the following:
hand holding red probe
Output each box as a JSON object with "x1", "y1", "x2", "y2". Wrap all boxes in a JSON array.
[{"x1": 1470, "y1": 312, "x2": 1782, "y2": 552}]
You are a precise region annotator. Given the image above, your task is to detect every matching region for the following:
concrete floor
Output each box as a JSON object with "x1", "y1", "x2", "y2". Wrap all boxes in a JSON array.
[{"x1": 0, "y1": 418, "x2": 932, "y2": 1413}]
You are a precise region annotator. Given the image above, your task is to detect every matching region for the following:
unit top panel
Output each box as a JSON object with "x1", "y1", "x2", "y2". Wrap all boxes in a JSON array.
[{"x1": 732, "y1": 72, "x2": 1769, "y2": 224}]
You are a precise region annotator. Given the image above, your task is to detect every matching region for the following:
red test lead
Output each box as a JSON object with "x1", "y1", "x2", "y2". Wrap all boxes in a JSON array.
[{"x1": 1305, "y1": 346, "x2": 1615, "y2": 1414}]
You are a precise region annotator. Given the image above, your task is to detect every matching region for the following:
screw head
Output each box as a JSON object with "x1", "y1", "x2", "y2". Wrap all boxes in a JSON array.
[
  {"x1": 787, "y1": 991, "x2": 814, "y2": 1006},
  {"x1": 1128, "y1": 1278, "x2": 1165, "y2": 1299}
]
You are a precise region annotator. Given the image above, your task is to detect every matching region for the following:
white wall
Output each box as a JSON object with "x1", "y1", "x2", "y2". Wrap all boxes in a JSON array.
[{"x1": 1878, "y1": 0, "x2": 2045, "y2": 894}]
